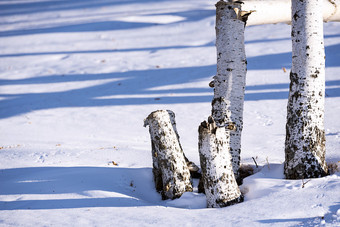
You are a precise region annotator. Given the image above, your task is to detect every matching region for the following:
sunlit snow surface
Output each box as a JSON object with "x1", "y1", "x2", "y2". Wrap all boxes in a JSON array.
[{"x1": 0, "y1": 0, "x2": 340, "y2": 226}]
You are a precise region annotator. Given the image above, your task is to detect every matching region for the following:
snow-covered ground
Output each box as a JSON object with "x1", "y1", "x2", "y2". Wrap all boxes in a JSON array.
[{"x1": 1, "y1": 0, "x2": 340, "y2": 226}]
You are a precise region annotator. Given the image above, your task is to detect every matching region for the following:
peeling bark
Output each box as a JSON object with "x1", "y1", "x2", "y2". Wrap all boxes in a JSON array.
[
  {"x1": 212, "y1": 1, "x2": 247, "y2": 179},
  {"x1": 144, "y1": 110, "x2": 193, "y2": 199},
  {"x1": 198, "y1": 117, "x2": 243, "y2": 208},
  {"x1": 285, "y1": 0, "x2": 328, "y2": 179}
]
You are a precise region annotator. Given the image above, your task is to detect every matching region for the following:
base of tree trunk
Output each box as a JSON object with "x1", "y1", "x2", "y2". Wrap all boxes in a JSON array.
[
  {"x1": 284, "y1": 150, "x2": 328, "y2": 179},
  {"x1": 198, "y1": 117, "x2": 243, "y2": 208}
]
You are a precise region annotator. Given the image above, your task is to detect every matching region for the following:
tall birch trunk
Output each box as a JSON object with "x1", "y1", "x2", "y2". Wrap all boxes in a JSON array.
[
  {"x1": 198, "y1": 117, "x2": 243, "y2": 208},
  {"x1": 212, "y1": 1, "x2": 247, "y2": 179},
  {"x1": 144, "y1": 110, "x2": 193, "y2": 199},
  {"x1": 284, "y1": 0, "x2": 328, "y2": 179}
]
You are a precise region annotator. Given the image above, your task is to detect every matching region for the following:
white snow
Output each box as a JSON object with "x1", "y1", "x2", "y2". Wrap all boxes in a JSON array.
[{"x1": 0, "y1": 0, "x2": 340, "y2": 226}]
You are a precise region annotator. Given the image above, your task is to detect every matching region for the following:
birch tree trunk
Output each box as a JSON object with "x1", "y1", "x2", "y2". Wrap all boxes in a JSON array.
[
  {"x1": 198, "y1": 117, "x2": 243, "y2": 208},
  {"x1": 284, "y1": 0, "x2": 328, "y2": 179},
  {"x1": 212, "y1": 1, "x2": 247, "y2": 179},
  {"x1": 144, "y1": 110, "x2": 193, "y2": 199},
  {"x1": 241, "y1": 0, "x2": 340, "y2": 26}
]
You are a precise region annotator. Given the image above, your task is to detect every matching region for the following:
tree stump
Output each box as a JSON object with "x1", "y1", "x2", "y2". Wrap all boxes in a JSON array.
[
  {"x1": 198, "y1": 117, "x2": 243, "y2": 208},
  {"x1": 144, "y1": 110, "x2": 193, "y2": 199}
]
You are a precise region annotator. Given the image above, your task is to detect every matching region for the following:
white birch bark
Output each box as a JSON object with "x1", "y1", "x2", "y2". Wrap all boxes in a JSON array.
[
  {"x1": 198, "y1": 117, "x2": 243, "y2": 208},
  {"x1": 241, "y1": 0, "x2": 340, "y2": 26},
  {"x1": 284, "y1": 0, "x2": 328, "y2": 179},
  {"x1": 212, "y1": 1, "x2": 247, "y2": 179},
  {"x1": 144, "y1": 110, "x2": 193, "y2": 199},
  {"x1": 164, "y1": 111, "x2": 201, "y2": 178}
]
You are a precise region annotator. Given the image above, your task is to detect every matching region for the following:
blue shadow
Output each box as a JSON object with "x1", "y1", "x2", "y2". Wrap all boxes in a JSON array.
[
  {"x1": 0, "y1": 1, "x2": 340, "y2": 119},
  {"x1": 0, "y1": 0, "x2": 166, "y2": 17},
  {"x1": 248, "y1": 43, "x2": 340, "y2": 70},
  {"x1": 0, "y1": 21, "x2": 156, "y2": 37},
  {"x1": 0, "y1": 166, "x2": 159, "y2": 210},
  {"x1": 0, "y1": 0, "x2": 215, "y2": 37},
  {"x1": 1, "y1": 61, "x2": 340, "y2": 119},
  {"x1": 258, "y1": 202, "x2": 340, "y2": 225}
]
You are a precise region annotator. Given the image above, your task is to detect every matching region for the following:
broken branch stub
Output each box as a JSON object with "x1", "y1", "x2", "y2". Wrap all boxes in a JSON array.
[
  {"x1": 144, "y1": 110, "x2": 193, "y2": 199},
  {"x1": 198, "y1": 117, "x2": 243, "y2": 208}
]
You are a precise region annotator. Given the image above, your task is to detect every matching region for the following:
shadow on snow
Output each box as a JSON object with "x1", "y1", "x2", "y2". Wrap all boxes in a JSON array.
[
  {"x1": 0, "y1": 166, "x2": 160, "y2": 210},
  {"x1": 0, "y1": 0, "x2": 215, "y2": 37},
  {"x1": 0, "y1": 53, "x2": 340, "y2": 119},
  {"x1": 0, "y1": 0, "x2": 172, "y2": 17},
  {"x1": 258, "y1": 202, "x2": 340, "y2": 226},
  {"x1": 0, "y1": 1, "x2": 339, "y2": 119}
]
